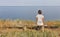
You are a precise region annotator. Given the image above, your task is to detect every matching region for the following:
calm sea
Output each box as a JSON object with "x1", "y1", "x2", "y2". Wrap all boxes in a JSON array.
[{"x1": 0, "y1": 6, "x2": 60, "y2": 21}]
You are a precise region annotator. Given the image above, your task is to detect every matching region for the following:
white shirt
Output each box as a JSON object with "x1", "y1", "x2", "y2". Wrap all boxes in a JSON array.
[{"x1": 36, "y1": 14, "x2": 44, "y2": 26}]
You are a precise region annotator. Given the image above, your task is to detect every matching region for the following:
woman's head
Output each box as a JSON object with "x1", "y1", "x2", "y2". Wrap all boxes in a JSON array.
[{"x1": 38, "y1": 10, "x2": 42, "y2": 14}]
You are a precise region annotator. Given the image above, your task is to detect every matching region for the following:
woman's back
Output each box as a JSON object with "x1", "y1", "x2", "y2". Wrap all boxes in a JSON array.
[{"x1": 36, "y1": 14, "x2": 44, "y2": 26}]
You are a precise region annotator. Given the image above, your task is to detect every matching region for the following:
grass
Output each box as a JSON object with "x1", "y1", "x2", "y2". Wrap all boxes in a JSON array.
[
  {"x1": 0, "y1": 29, "x2": 60, "y2": 37},
  {"x1": 0, "y1": 19, "x2": 35, "y2": 27},
  {"x1": 0, "y1": 19, "x2": 60, "y2": 37}
]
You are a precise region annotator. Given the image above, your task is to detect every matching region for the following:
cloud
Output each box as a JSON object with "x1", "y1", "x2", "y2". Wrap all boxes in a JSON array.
[{"x1": 0, "y1": 0, "x2": 60, "y2": 6}]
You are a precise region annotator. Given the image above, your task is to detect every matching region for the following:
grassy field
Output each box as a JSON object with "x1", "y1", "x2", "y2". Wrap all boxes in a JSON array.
[
  {"x1": 0, "y1": 19, "x2": 60, "y2": 37},
  {"x1": 0, "y1": 28, "x2": 60, "y2": 37}
]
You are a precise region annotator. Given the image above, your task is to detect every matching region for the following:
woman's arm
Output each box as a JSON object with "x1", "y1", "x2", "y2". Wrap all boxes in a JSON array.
[
  {"x1": 42, "y1": 17, "x2": 44, "y2": 25},
  {"x1": 36, "y1": 17, "x2": 38, "y2": 25}
]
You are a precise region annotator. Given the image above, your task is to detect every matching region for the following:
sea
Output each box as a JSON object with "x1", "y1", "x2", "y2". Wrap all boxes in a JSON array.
[{"x1": 0, "y1": 6, "x2": 60, "y2": 21}]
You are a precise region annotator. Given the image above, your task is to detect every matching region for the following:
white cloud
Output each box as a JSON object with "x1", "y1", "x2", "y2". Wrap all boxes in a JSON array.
[{"x1": 0, "y1": 0, "x2": 60, "y2": 6}]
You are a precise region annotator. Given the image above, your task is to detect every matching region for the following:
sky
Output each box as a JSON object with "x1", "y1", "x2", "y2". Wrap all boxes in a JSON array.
[{"x1": 0, "y1": 0, "x2": 60, "y2": 6}]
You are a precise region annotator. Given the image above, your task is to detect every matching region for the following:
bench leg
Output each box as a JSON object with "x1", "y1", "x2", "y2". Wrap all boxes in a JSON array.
[
  {"x1": 41, "y1": 25, "x2": 44, "y2": 32},
  {"x1": 23, "y1": 26, "x2": 27, "y2": 31}
]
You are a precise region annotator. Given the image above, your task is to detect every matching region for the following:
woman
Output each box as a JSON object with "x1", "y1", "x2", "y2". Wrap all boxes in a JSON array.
[{"x1": 36, "y1": 10, "x2": 44, "y2": 32}]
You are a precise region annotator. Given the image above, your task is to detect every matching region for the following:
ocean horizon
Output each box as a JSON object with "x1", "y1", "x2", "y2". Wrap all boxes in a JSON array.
[{"x1": 0, "y1": 6, "x2": 60, "y2": 21}]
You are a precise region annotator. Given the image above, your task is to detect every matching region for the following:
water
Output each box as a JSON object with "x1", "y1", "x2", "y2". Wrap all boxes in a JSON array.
[{"x1": 0, "y1": 6, "x2": 60, "y2": 21}]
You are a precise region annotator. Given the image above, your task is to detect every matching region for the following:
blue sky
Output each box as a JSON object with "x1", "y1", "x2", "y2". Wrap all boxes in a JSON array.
[{"x1": 0, "y1": 0, "x2": 60, "y2": 6}]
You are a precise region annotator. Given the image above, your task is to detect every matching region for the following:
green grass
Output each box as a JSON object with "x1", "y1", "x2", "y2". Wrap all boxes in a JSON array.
[{"x1": 0, "y1": 29, "x2": 60, "y2": 37}]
